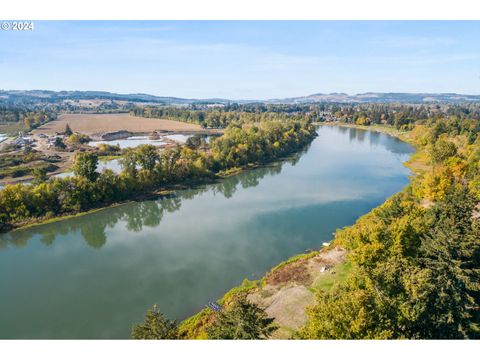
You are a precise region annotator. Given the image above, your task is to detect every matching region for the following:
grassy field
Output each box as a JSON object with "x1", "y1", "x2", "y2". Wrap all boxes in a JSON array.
[
  {"x1": 312, "y1": 261, "x2": 352, "y2": 292},
  {"x1": 32, "y1": 113, "x2": 210, "y2": 136}
]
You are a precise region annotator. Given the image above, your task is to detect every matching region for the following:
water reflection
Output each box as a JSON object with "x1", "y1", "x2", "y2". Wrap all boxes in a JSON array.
[
  {"x1": 0, "y1": 150, "x2": 303, "y2": 250},
  {"x1": 337, "y1": 126, "x2": 412, "y2": 155},
  {"x1": 89, "y1": 136, "x2": 167, "y2": 149}
]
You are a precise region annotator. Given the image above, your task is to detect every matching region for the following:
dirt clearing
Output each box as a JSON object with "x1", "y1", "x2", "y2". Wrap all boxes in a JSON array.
[
  {"x1": 33, "y1": 113, "x2": 213, "y2": 136},
  {"x1": 248, "y1": 246, "x2": 347, "y2": 339}
]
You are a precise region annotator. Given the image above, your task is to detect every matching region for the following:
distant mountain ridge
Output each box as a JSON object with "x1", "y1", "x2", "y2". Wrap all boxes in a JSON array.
[
  {"x1": 269, "y1": 92, "x2": 480, "y2": 104},
  {"x1": 1, "y1": 89, "x2": 480, "y2": 105},
  {"x1": 0, "y1": 89, "x2": 226, "y2": 105}
]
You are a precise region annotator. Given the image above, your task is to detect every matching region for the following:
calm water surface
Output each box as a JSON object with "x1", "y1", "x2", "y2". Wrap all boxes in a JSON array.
[
  {"x1": 88, "y1": 136, "x2": 167, "y2": 148},
  {"x1": 56, "y1": 159, "x2": 124, "y2": 179},
  {"x1": 0, "y1": 126, "x2": 413, "y2": 339}
]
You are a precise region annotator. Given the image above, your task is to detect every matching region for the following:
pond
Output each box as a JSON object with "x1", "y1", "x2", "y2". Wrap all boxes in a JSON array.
[
  {"x1": 88, "y1": 136, "x2": 168, "y2": 149},
  {"x1": 55, "y1": 159, "x2": 124, "y2": 179},
  {"x1": 0, "y1": 126, "x2": 414, "y2": 339},
  {"x1": 163, "y1": 134, "x2": 191, "y2": 143}
]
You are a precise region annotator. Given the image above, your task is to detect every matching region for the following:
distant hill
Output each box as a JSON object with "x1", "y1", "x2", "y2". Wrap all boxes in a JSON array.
[
  {"x1": 0, "y1": 89, "x2": 227, "y2": 105},
  {"x1": 1, "y1": 89, "x2": 480, "y2": 105},
  {"x1": 268, "y1": 92, "x2": 480, "y2": 104}
]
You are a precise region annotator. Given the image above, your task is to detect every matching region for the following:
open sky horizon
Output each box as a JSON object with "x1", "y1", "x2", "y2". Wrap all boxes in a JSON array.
[{"x1": 1, "y1": 21, "x2": 479, "y2": 100}]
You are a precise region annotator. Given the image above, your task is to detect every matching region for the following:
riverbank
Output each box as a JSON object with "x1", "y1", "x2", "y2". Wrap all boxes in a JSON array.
[
  {"x1": 320, "y1": 122, "x2": 411, "y2": 141},
  {"x1": 179, "y1": 122, "x2": 422, "y2": 339},
  {"x1": 1, "y1": 119, "x2": 317, "y2": 233},
  {"x1": 320, "y1": 122, "x2": 430, "y2": 175},
  {"x1": 2, "y1": 151, "x2": 309, "y2": 234}
]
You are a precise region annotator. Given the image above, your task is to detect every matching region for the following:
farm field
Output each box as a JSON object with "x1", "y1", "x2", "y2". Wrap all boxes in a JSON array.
[{"x1": 32, "y1": 113, "x2": 212, "y2": 136}]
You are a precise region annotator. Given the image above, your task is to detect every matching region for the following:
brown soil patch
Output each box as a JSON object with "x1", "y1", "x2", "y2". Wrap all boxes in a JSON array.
[
  {"x1": 265, "y1": 247, "x2": 346, "y2": 287},
  {"x1": 265, "y1": 260, "x2": 311, "y2": 286},
  {"x1": 248, "y1": 246, "x2": 347, "y2": 338},
  {"x1": 33, "y1": 113, "x2": 215, "y2": 136},
  {"x1": 249, "y1": 284, "x2": 314, "y2": 336},
  {"x1": 473, "y1": 203, "x2": 480, "y2": 219}
]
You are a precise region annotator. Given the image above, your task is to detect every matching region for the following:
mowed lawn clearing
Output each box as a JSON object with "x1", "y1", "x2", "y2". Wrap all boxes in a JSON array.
[{"x1": 33, "y1": 113, "x2": 209, "y2": 136}]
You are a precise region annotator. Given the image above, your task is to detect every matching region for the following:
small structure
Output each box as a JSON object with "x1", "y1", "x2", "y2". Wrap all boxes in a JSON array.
[
  {"x1": 320, "y1": 265, "x2": 332, "y2": 273},
  {"x1": 13, "y1": 133, "x2": 33, "y2": 148},
  {"x1": 47, "y1": 136, "x2": 61, "y2": 149},
  {"x1": 206, "y1": 302, "x2": 222, "y2": 312}
]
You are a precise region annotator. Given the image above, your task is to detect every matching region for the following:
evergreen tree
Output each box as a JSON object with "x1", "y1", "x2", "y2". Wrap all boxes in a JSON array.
[
  {"x1": 206, "y1": 296, "x2": 277, "y2": 339},
  {"x1": 131, "y1": 305, "x2": 178, "y2": 339},
  {"x1": 54, "y1": 137, "x2": 66, "y2": 150},
  {"x1": 65, "y1": 123, "x2": 73, "y2": 136},
  {"x1": 418, "y1": 187, "x2": 480, "y2": 338}
]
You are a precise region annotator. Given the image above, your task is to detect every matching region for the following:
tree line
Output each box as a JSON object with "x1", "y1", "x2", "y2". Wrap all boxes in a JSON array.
[
  {"x1": 130, "y1": 103, "x2": 480, "y2": 132},
  {"x1": 323, "y1": 103, "x2": 480, "y2": 129},
  {"x1": 0, "y1": 106, "x2": 57, "y2": 130},
  {"x1": 130, "y1": 106, "x2": 310, "y2": 129}
]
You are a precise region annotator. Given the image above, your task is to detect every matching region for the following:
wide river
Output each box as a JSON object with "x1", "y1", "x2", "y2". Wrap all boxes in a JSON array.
[{"x1": 0, "y1": 126, "x2": 414, "y2": 339}]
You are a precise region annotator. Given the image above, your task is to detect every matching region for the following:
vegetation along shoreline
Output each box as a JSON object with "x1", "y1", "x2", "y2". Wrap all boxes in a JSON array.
[
  {"x1": 0, "y1": 118, "x2": 318, "y2": 233},
  {"x1": 135, "y1": 112, "x2": 480, "y2": 339}
]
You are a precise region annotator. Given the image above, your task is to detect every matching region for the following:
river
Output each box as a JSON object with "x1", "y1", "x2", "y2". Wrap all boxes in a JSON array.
[{"x1": 0, "y1": 126, "x2": 414, "y2": 339}]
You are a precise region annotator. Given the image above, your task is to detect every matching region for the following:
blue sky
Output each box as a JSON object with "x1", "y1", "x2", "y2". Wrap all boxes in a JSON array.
[{"x1": 0, "y1": 21, "x2": 479, "y2": 99}]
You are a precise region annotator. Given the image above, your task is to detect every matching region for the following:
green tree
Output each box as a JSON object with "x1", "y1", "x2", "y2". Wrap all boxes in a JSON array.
[
  {"x1": 299, "y1": 276, "x2": 395, "y2": 339},
  {"x1": 431, "y1": 138, "x2": 457, "y2": 164},
  {"x1": 24, "y1": 117, "x2": 33, "y2": 129},
  {"x1": 417, "y1": 187, "x2": 480, "y2": 338},
  {"x1": 32, "y1": 167, "x2": 48, "y2": 185},
  {"x1": 135, "y1": 144, "x2": 160, "y2": 173},
  {"x1": 185, "y1": 135, "x2": 205, "y2": 149},
  {"x1": 73, "y1": 152, "x2": 99, "y2": 182},
  {"x1": 120, "y1": 149, "x2": 138, "y2": 178},
  {"x1": 206, "y1": 296, "x2": 277, "y2": 339},
  {"x1": 65, "y1": 123, "x2": 73, "y2": 136},
  {"x1": 54, "y1": 137, "x2": 66, "y2": 150},
  {"x1": 67, "y1": 133, "x2": 90, "y2": 144},
  {"x1": 131, "y1": 305, "x2": 178, "y2": 339}
]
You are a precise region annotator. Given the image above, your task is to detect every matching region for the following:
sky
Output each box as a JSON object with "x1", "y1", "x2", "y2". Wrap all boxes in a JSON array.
[{"x1": 0, "y1": 21, "x2": 479, "y2": 100}]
